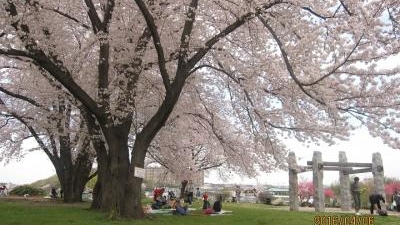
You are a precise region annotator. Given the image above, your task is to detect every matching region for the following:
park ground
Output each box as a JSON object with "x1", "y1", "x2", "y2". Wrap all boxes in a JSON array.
[{"x1": 0, "y1": 196, "x2": 399, "y2": 225}]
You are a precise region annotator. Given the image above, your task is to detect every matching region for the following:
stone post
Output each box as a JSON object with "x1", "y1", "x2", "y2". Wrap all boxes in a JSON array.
[
  {"x1": 339, "y1": 151, "x2": 351, "y2": 211},
  {"x1": 288, "y1": 152, "x2": 299, "y2": 211},
  {"x1": 313, "y1": 151, "x2": 324, "y2": 212},
  {"x1": 372, "y1": 152, "x2": 385, "y2": 199}
]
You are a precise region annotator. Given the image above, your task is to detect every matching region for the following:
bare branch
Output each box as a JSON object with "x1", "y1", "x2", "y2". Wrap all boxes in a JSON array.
[
  {"x1": 0, "y1": 86, "x2": 42, "y2": 107},
  {"x1": 46, "y1": 8, "x2": 90, "y2": 29},
  {"x1": 84, "y1": 0, "x2": 102, "y2": 33},
  {"x1": 0, "y1": 48, "x2": 31, "y2": 58},
  {"x1": 102, "y1": 0, "x2": 115, "y2": 33},
  {"x1": 134, "y1": 0, "x2": 170, "y2": 91},
  {"x1": 339, "y1": 0, "x2": 353, "y2": 16},
  {"x1": 300, "y1": 6, "x2": 333, "y2": 20},
  {"x1": 27, "y1": 2, "x2": 90, "y2": 29},
  {"x1": 177, "y1": 0, "x2": 199, "y2": 69}
]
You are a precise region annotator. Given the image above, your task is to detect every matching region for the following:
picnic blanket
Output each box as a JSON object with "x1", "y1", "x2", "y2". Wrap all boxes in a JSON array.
[
  {"x1": 146, "y1": 206, "x2": 233, "y2": 216},
  {"x1": 146, "y1": 208, "x2": 198, "y2": 214},
  {"x1": 208, "y1": 210, "x2": 233, "y2": 216},
  {"x1": 147, "y1": 209, "x2": 174, "y2": 214}
]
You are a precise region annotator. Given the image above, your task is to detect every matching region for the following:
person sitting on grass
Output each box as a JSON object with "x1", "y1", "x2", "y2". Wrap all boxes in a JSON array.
[
  {"x1": 151, "y1": 187, "x2": 167, "y2": 210},
  {"x1": 212, "y1": 195, "x2": 222, "y2": 213},
  {"x1": 173, "y1": 199, "x2": 188, "y2": 215},
  {"x1": 203, "y1": 194, "x2": 223, "y2": 214},
  {"x1": 167, "y1": 197, "x2": 177, "y2": 209}
]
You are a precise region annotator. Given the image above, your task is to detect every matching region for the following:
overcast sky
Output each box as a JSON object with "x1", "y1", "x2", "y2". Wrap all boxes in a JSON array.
[
  {"x1": 1, "y1": 128, "x2": 400, "y2": 187},
  {"x1": 206, "y1": 128, "x2": 400, "y2": 187}
]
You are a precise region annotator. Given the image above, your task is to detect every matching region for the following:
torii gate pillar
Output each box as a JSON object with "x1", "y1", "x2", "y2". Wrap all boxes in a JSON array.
[
  {"x1": 372, "y1": 152, "x2": 385, "y2": 198},
  {"x1": 313, "y1": 151, "x2": 324, "y2": 212},
  {"x1": 339, "y1": 151, "x2": 351, "y2": 211},
  {"x1": 288, "y1": 152, "x2": 299, "y2": 211}
]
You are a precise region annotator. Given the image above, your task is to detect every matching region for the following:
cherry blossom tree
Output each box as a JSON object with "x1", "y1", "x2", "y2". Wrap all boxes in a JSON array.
[
  {"x1": 146, "y1": 81, "x2": 287, "y2": 180},
  {"x1": 324, "y1": 188, "x2": 335, "y2": 200},
  {"x1": 385, "y1": 181, "x2": 400, "y2": 196},
  {"x1": 1, "y1": 0, "x2": 400, "y2": 219},
  {"x1": 298, "y1": 180, "x2": 314, "y2": 203},
  {"x1": 324, "y1": 189, "x2": 335, "y2": 198},
  {"x1": 298, "y1": 181, "x2": 334, "y2": 204},
  {"x1": 0, "y1": 70, "x2": 95, "y2": 202}
]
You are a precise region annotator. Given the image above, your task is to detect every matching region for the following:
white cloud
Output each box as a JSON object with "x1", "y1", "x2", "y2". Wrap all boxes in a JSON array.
[{"x1": 0, "y1": 151, "x2": 55, "y2": 185}]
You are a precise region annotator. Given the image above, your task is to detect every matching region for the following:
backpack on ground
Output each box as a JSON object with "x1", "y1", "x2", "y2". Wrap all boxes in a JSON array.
[{"x1": 377, "y1": 209, "x2": 388, "y2": 216}]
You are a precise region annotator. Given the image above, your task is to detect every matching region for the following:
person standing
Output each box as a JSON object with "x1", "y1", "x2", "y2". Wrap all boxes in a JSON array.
[
  {"x1": 235, "y1": 185, "x2": 241, "y2": 203},
  {"x1": 185, "y1": 180, "x2": 195, "y2": 205},
  {"x1": 195, "y1": 187, "x2": 201, "y2": 202},
  {"x1": 51, "y1": 187, "x2": 58, "y2": 198},
  {"x1": 202, "y1": 192, "x2": 210, "y2": 209},
  {"x1": 351, "y1": 177, "x2": 361, "y2": 215},
  {"x1": 180, "y1": 180, "x2": 188, "y2": 199},
  {"x1": 393, "y1": 191, "x2": 400, "y2": 212},
  {"x1": 0, "y1": 185, "x2": 7, "y2": 197}
]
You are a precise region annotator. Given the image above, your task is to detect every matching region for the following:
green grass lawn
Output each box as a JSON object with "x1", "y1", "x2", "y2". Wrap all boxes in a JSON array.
[{"x1": 0, "y1": 199, "x2": 398, "y2": 225}]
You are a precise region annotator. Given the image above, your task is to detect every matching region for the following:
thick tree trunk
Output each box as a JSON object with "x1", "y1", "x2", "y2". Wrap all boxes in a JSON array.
[
  {"x1": 90, "y1": 122, "x2": 150, "y2": 219},
  {"x1": 61, "y1": 168, "x2": 92, "y2": 202},
  {"x1": 91, "y1": 122, "x2": 139, "y2": 218},
  {"x1": 123, "y1": 176, "x2": 145, "y2": 218},
  {"x1": 54, "y1": 151, "x2": 93, "y2": 203},
  {"x1": 89, "y1": 74, "x2": 189, "y2": 219},
  {"x1": 51, "y1": 133, "x2": 93, "y2": 203},
  {"x1": 122, "y1": 136, "x2": 147, "y2": 219},
  {"x1": 90, "y1": 137, "x2": 114, "y2": 212},
  {"x1": 85, "y1": 113, "x2": 114, "y2": 211},
  {"x1": 91, "y1": 179, "x2": 102, "y2": 209}
]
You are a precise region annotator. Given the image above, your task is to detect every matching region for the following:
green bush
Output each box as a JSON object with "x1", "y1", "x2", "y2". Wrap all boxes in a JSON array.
[
  {"x1": 9, "y1": 185, "x2": 46, "y2": 196},
  {"x1": 258, "y1": 191, "x2": 273, "y2": 204}
]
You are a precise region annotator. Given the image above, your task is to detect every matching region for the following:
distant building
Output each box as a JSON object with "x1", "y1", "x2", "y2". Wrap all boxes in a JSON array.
[{"x1": 144, "y1": 167, "x2": 204, "y2": 188}]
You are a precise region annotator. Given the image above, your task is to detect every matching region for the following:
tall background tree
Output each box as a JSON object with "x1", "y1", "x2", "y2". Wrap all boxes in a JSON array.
[
  {"x1": 1, "y1": 0, "x2": 400, "y2": 219},
  {"x1": 0, "y1": 67, "x2": 95, "y2": 202}
]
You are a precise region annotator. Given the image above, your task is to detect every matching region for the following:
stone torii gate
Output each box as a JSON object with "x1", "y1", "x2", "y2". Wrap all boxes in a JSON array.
[{"x1": 288, "y1": 151, "x2": 385, "y2": 212}]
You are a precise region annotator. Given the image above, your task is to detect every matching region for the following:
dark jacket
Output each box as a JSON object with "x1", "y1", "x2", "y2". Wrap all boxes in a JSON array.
[{"x1": 369, "y1": 194, "x2": 385, "y2": 204}]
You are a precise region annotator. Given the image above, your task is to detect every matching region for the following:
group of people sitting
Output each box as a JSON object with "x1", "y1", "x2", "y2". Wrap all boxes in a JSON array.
[
  {"x1": 391, "y1": 191, "x2": 400, "y2": 212},
  {"x1": 151, "y1": 187, "x2": 190, "y2": 215},
  {"x1": 202, "y1": 192, "x2": 222, "y2": 214},
  {"x1": 150, "y1": 187, "x2": 223, "y2": 215},
  {"x1": 0, "y1": 185, "x2": 7, "y2": 197},
  {"x1": 151, "y1": 187, "x2": 169, "y2": 210}
]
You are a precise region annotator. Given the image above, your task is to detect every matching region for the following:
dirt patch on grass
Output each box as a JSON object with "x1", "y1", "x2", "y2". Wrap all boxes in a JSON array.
[
  {"x1": 0, "y1": 196, "x2": 89, "y2": 208},
  {"x1": 2, "y1": 195, "x2": 53, "y2": 201}
]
